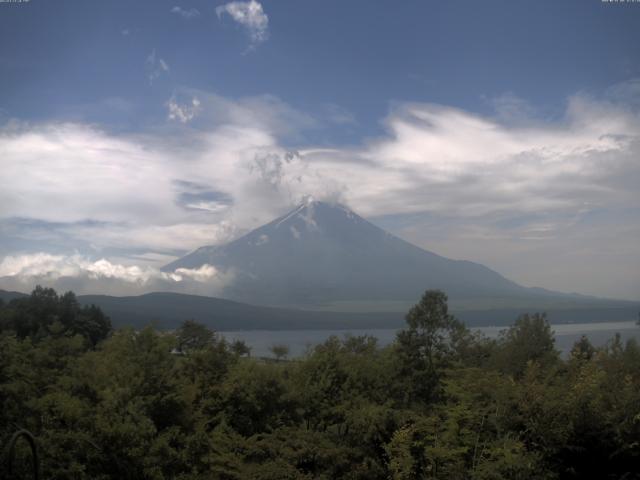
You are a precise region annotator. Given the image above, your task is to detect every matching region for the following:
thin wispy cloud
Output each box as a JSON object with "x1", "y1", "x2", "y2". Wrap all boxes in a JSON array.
[
  {"x1": 145, "y1": 49, "x2": 170, "y2": 85},
  {"x1": 324, "y1": 104, "x2": 357, "y2": 126},
  {"x1": 171, "y1": 6, "x2": 201, "y2": 19},
  {"x1": 216, "y1": 0, "x2": 269, "y2": 48},
  {"x1": 486, "y1": 92, "x2": 539, "y2": 124}
]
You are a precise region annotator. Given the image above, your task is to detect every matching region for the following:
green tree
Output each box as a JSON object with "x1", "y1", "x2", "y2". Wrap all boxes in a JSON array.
[
  {"x1": 176, "y1": 319, "x2": 215, "y2": 352},
  {"x1": 230, "y1": 339, "x2": 251, "y2": 357},
  {"x1": 218, "y1": 361, "x2": 297, "y2": 436},
  {"x1": 395, "y1": 290, "x2": 465, "y2": 403},
  {"x1": 270, "y1": 344, "x2": 290, "y2": 361},
  {"x1": 493, "y1": 313, "x2": 559, "y2": 378},
  {"x1": 2, "y1": 286, "x2": 640, "y2": 479},
  {"x1": 0, "y1": 286, "x2": 110, "y2": 347},
  {"x1": 570, "y1": 335, "x2": 596, "y2": 361}
]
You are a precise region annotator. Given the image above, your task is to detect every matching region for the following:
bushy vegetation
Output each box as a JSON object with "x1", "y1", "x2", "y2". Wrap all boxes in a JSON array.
[{"x1": 1, "y1": 287, "x2": 639, "y2": 479}]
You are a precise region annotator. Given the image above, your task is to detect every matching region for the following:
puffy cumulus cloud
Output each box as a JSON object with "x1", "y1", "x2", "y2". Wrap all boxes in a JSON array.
[
  {"x1": 1, "y1": 86, "x2": 640, "y2": 298},
  {"x1": 0, "y1": 253, "x2": 216, "y2": 283},
  {"x1": 0, "y1": 253, "x2": 229, "y2": 296},
  {"x1": 216, "y1": 0, "x2": 269, "y2": 48}
]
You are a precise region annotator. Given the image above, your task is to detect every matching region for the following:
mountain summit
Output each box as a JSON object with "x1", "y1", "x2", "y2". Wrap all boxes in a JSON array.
[{"x1": 164, "y1": 201, "x2": 582, "y2": 308}]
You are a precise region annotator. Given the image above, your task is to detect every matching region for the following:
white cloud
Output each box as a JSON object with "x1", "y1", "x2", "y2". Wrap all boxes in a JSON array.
[
  {"x1": 0, "y1": 122, "x2": 179, "y2": 225},
  {"x1": 216, "y1": 0, "x2": 269, "y2": 47},
  {"x1": 167, "y1": 95, "x2": 201, "y2": 123},
  {"x1": 145, "y1": 49, "x2": 170, "y2": 85},
  {"x1": 1, "y1": 87, "x2": 639, "y2": 298},
  {"x1": 0, "y1": 253, "x2": 217, "y2": 283},
  {"x1": 171, "y1": 6, "x2": 200, "y2": 19},
  {"x1": 191, "y1": 91, "x2": 316, "y2": 136},
  {"x1": 0, "y1": 253, "x2": 220, "y2": 284},
  {"x1": 172, "y1": 264, "x2": 218, "y2": 282},
  {"x1": 0, "y1": 253, "x2": 231, "y2": 296},
  {"x1": 3, "y1": 94, "x2": 637, "y2": 229}
]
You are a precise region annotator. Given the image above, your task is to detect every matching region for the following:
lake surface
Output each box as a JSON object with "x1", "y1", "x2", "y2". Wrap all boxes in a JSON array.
[{"x1": 223, "y1": 321, "x2": 640, "y2": 358}]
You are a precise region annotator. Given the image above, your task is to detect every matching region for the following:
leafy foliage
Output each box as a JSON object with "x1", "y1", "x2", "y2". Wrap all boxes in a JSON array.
[
  {"x1": 0, "y1": 286, "x2": 111, "y2": 347},
  {"x1": 1, "y1": 288, "x2": 639, "y2": 479}
]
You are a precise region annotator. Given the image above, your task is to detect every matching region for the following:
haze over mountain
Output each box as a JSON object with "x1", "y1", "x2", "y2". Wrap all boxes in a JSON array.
[
  {"x1": 2, "y1": 286, "x2": 637, "y2": 331},
  {"x1": 3, "y1": 198, "x2": 637, "y2": 329},
  {"x1": 164, "y1": 199, "x2": 613, "y2": 311}
]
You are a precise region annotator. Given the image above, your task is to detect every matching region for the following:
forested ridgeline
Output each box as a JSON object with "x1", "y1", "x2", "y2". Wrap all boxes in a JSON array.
[{"x1": 1, "y1": 287, "x2": 639, "y2": 479}]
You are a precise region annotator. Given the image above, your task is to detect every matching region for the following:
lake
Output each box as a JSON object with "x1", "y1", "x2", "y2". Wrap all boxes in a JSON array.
[{"x1": 222, "y1": 321, "x2": 640, "y2": 358}]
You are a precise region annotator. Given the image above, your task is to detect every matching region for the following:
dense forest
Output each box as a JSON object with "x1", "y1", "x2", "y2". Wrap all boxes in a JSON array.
[{"x1": 1, "y1": 287, "x2": 639, "y2": 479}]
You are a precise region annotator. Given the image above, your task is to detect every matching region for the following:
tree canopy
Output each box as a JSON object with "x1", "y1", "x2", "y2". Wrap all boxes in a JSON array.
[{"x1": 1, "y1": 287, "x2": 639, "y2": 479}]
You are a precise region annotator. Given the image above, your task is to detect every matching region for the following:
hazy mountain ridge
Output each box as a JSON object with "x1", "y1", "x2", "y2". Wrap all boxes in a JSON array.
[
  {"x1": 3, "y1": 201, "x2": 636, "y2": 331},
  {"x1": 164, "y1": 200, "x2": 608, "y2": 308},
  {"x1": 0, "y1": 289, "x2": 27, "y2": 303},
  {"x1": 2, "y1": 288, "x2": 637, "y2": 331}
]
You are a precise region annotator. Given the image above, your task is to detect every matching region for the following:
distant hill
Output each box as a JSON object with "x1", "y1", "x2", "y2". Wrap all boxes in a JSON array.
[
  {"x1": 74, "y1": 292, "x2": 404, "y2": 330},
  {"x1": 4, "y1": 288, "x2": 637, "y2": 331},
  {"x1": 72, "y1": 293, "x2": 640, "y2": 330},
  {"x1": 164, "y1": 199, "x2": 631, "y2": 311},
  {"x1": 0, "y1": 289, "x2": 27, "y2": 303}
]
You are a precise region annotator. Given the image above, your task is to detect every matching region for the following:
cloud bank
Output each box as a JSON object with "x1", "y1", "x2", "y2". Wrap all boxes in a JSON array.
[
  {"x1": 1, "y1": 82, "x2": 639, "y2": 298},
  {"x1": 0, "y1": 253, "x2": 228, "y2": 296}
]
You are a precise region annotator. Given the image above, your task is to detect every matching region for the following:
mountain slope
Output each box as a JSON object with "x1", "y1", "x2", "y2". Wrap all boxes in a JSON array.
[
  {"x1": 75, "y1": 292, "x2": 404, "y2": 330},
  {"x1": 164, "y1": 200, "x2": 602, "y2": 309}
]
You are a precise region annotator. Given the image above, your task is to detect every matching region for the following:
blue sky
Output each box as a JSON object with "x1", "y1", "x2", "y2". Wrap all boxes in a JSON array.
[
  {"x1": 2, "y1": 0, "x2": 638, "y2": 139},
  {"x1": 1, "y1": 0, "x2": 639, "y2": 299}
]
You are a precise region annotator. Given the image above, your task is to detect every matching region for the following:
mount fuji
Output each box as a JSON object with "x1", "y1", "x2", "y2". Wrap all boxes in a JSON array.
[{"x1": 163, "y1": 200, "x2": 606, "y2": 311}]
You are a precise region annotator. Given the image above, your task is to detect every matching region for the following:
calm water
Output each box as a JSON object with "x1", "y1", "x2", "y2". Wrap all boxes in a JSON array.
[{"x1": 223, "y1": 321, "x2": 640, "y2": 358}]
